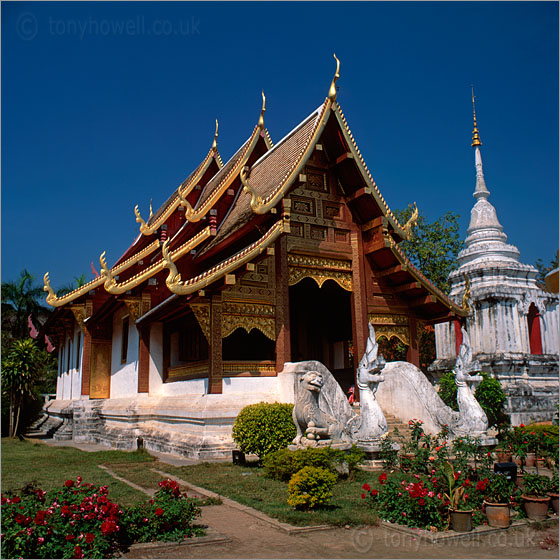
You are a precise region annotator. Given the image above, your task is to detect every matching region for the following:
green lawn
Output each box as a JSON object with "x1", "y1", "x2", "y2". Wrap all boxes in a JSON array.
[
  {"x1": 158, "y1": 462, "x2": 379, "y2": 527},
  {"x1": 2, "y1": 439, "x2": 377, "y2": 526},
  {"x1": 1, "y1": 438, "x2": 154, "y2": 507}
]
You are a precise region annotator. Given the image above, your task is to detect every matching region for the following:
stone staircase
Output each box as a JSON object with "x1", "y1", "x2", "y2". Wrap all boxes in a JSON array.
[{"x1": 384, "y1": 413, "x2": 412, "y2": 447}]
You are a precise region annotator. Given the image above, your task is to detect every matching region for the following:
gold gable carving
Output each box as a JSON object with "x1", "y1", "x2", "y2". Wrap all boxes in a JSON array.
[
  {"x1": 368, "y1": 313, "x2": 409, "y2": 326},
  {"x1": 374, "y1": 326, "x2": 410, "y2": 346},
  {"x1": 287, "y1": 255, "x2": 352, "y2": 292},
  {"x1": 221, "y1": 301, "x2": 275, "y2": 341}
]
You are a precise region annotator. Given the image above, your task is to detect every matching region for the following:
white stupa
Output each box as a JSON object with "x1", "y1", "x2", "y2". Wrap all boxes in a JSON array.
[{"x1": 431, "y1": 91, "x2": 559, "y2": 424}]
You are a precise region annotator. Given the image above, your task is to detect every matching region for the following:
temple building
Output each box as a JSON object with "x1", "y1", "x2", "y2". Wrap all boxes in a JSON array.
[
  {"x1": 40, "y1": 59, "x2": 469, "y2": 457},
  {"x1": 431, "y1": 94, "x2": 559, "y2": 424}
]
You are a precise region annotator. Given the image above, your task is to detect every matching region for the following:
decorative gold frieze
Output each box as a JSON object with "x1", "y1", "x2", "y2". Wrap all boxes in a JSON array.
[
  {"x1": 222, "y1": 361, "x2": 276, "y2": 375},
  {"x1": 167, "y1": 361, "x2": 209, "y2": 381},
  {"x1": 375, "y1": 326, "x2": 410, "y2": 346},
  {"x1": 190, "y1": 303, "x2": 210, "y2": 342},
  {"x1": 368, "y1": 313, "x2": 409, "y2": 326},
  {"x1": 287, "y1": 255, "x2": 351, "y2": 270}
]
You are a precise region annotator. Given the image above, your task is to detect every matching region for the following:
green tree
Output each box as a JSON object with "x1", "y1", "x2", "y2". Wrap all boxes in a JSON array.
[
  {"x1": 535, "y1": 250, "x2": 559, "y2": 287},
  {"x1": 1, "y1": 269, "x2": 48, "y2": 342},
  {"x1": 1, "y1": 339, "x2": 56, "y2": 437},
  {"x1": 394, "y1": 207, "x2": 463, "y2": 294},
  {"x1": 56, "y1": 273, "x2": 88, "y2": 297}
]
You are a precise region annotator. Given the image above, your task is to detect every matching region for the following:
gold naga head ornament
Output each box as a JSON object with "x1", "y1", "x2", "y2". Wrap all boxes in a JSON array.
[
  {"x1": 402, "y1": 202, "x2": 419, "y2": 240},
  {"x1": 99, "y1": 251, "x2": 116, "y2": 289},
  {"x1": 212, "y1": 119, "x2": 219, "y2": 151},
  {"x1": 461, "y1": 274, "x2": 472, "y2": 312},
  {"x1": 328, "y1": 54, "x2": 341, "y2": 101},
  {"x1": 258, "y1": 91, "x2": 266, "y2": 130},
  {"x1": 161, "y1": 238, "x2": 182, "y2": 287},
  {"x1": 43, "y1": 272, "x2": 56, "y2": 304}
]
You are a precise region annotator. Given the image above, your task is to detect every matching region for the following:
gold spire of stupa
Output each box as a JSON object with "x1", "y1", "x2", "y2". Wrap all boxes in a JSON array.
[{"x1": 471, "y1": 85, "x2": 482, "y2": 147}]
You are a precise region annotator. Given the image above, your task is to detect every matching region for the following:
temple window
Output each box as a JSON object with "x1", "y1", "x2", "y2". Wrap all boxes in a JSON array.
[
  {"x1": 121, "y1": 316, "x2": 129, "y2": 363},
  {"x1": 527, "y1": 303, "x2": 543, "y2": 355},
  {"x1": 222, "y1": 328, "x2": 275, "y2": 361}
]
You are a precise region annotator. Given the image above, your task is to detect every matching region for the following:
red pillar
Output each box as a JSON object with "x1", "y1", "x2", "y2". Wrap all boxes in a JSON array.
[
  {"x1": 208, "y1": 294, "x2": 223, "y2": 394},
  {"x1": 454, "y1": 320, "x2": 463, "y2": 356},
  {"x1": 138, "y1": 326, "x2": 150, "y2": 393},
  {"x1": 350, "y1": 230, "x2": 369, "y2": 397},
  {"x1": 406, "y1": 318, "x2": 420, "y2": 367},
  {"x1": 274, "y1": 235, "x2": 291, "y2": 372},
  {"x1": 528, "y1": 304, "x2": 543, "y2": 355},
  {"x1": 81, "y1": 328, "x2": 91, "y2": 396}
]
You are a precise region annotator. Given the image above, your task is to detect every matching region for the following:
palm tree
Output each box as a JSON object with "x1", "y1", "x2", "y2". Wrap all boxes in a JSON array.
[
  {"x1": 1, "y1": 269, "x2": 48, "y2": 342},
  {"x1": 1, "y1": 339, "x2": 48, "y2": 437}
]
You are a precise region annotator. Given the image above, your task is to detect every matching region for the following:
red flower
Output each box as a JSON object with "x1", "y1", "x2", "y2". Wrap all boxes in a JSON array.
[
  {"x1": 85, "y1": 533, "x2": 95, "y2": 544},
  {"x1": 519, "y1": 424, "x2": 525, "y2": 428},
  {"x1": 476, "y1": 480, "x2": 486, "y2": 491},
  {"x1": 73, "y1": 545, "x2": 84, "y2": 559},
  {"x1": 361, "y1": 493, "x2": 366, "y2": 499},
  {"x1": 100, "y1": 520, "x2": 117, "y2": 535},
  {"x1": 11, "y1": 496, "x2": 21, "y2": 504},
  {"x1": 65, "y1": 480, "x2": 74, "y2": 488},
  {"x1": 15, "y1": 514, "x2": 25, "y2": 525},
  {"x1": 154, "y1": 508, "x2": 164, "y2": 517},
  {"x1": 464, "y1": 479, "x2": 471, "y2": 487},
  {"x1": 66, "y1": 534, "x2": 75, "y2": 541},
  {"x1": 379, "y1": 473, "x2": 388, "y2": 484},
  {"x1": 362, "y1": 483, "x2": 371, "y2": 491},
  {"x1": 371, "y1": 489, "x2": 378, "y2": 496},
  {"x1": 418, "y1": 498, "x2": 425, "y2": 506},
  {"x1": 34, "y1": 511, "x2": 46, "y2": 524}
]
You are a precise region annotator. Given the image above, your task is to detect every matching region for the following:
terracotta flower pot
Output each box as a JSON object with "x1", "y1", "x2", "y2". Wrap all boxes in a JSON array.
[
  {"x1": 513, "y1": 455, "x2": 523, "y2": 467},
  {"x1": 449, "y1": 509, "x2": 473, "y2": 532},
  {"x1": 484, "y1": 501, "x2": 510, "y2": 528},
  {"x1": 524, "y1": 453, "x2": 536, "y2": 467},
  {"x1": 536, "y1": 457, "x2": 546, "y2": 469},
  {"x1": 516, "y1": 474, "x2": 526, "y2": 492},
  {"x1": 548, "y1": 492, "x2": 559, "y2": 515},
  {"x1": 497, "y1": 451, "x2": 513, "y2": 463},
  {"x1": 522, "y1": 495, "x2": 550, "y2": 520}
]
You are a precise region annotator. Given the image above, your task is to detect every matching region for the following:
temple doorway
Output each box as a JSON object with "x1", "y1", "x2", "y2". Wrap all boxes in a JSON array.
[{"x1": 289, "y1": 278, "x2": 354, "y2": 393}]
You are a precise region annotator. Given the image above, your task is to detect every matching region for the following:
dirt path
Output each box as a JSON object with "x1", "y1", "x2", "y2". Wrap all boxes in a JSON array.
[{"x1": 122, "y1": 500, "x2": 558, "y2": 559}]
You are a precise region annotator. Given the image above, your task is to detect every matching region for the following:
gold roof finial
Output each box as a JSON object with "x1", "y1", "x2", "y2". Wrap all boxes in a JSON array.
[
  {"x1": 212, "y1": 119, "x2": 219, "y2": 150},
  {"x1": 328, "y1": 54, "x2": 341, "y2": 101},
  {"x1": 258, "y1": 91, "x2": 266, "y2": 130},
  {"x1": 471, "y1": 85, "x2": 482, "y2": 147}
]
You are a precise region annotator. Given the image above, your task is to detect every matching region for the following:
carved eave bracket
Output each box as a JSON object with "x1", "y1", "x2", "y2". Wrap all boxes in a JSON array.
[
  {"x1": 123, "y1": 298, "x2": 143, "y2": 323},
  {"x1": 287, "y1": 255, "x2": 353, "y2": 292},
  {"x1": 190, "y1": 303, "x2": 210, "y2": 342},
  {"x1": 70, "y1": 304, "x2": 88, "y2": 332}
]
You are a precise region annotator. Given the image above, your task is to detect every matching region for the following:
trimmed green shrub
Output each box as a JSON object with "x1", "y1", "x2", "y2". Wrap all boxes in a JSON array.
[
  {"x1": 287, "y1": 466, "x2": 338, "y2": 510},
  {"x1": 263, "y1": 445, "x2": 365, "y2": 481},
  {"x1": 437, "y1": 371, "x2": 508, "y2": 427},
  {"x1": 232, "y1": 402, "x2": 296, "y2": 458}
]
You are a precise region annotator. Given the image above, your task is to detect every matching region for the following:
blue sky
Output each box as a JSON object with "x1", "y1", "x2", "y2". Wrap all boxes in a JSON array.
[{"x1": 2, "y1": 1, "x2": 558, "y2": 291}]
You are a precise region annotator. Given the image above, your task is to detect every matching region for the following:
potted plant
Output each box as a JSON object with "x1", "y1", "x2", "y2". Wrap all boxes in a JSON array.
[
  {"x1": 522, "y1": 473, "x2": 551, "y2": 520},
  {"x1": 443, "y1": 462, "x2": 473, "y2": 532},
  {"x1": 483, "y1": 472, "x2": 514, "y2": 528},
  {"x1": 495, "y1": 442, "x2": 513, "y2": 463}
]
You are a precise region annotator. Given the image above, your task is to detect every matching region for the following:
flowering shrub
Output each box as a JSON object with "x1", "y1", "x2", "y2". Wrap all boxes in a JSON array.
[
  {"x1": 1, "y1": 477, "x2": 123, "y2": 559},
  {"x1": 121, "y1": 478, "x2": 202, "y2": 544},
  {"x1": 287, "y1": 466, "x2": 338, "y2": 510},
  {"x1": 1, "y1": 478, "x2": 202, "y2": 558},
  {"x1": 362, "y1": 472, "x2": 448, "y2": 530},
  {"x1": 362, "y1": 470, "x2": 491, "y2": 531}
]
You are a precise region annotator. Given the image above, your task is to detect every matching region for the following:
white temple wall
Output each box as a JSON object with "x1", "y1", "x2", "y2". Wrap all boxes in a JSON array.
[
  {"x1": 56, "y1": 344, "x2": 64, "y2": 400},
  {"x1": 542, "y1": 304, "x2": 559, "y2": 354},
  {"x1": 61, "y1": 337, "x2": 73, "y2": 400},
  {"x1": 148, "y1": 322, "x2": 164, "y2": 394},
  {"x1": 110, "y1": 308, "x2": 139, "y2": 398},
  {"x1": 222, "y1": 376, "x2": 278, "y2": 394},
  {"x1": 70, "y1": 328, "x2": 83, "y2": 400},
  {"x1": 435, "y1": 322, "x2": 455, "y2": 359}
]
